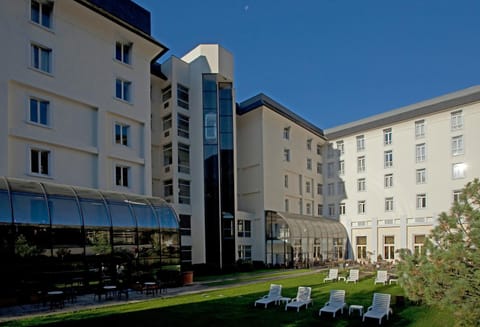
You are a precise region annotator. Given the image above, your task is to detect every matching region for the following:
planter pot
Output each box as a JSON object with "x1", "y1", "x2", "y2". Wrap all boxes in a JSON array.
[{"x1": 182, "y1": 271, "x2": 193, "y2": 285}]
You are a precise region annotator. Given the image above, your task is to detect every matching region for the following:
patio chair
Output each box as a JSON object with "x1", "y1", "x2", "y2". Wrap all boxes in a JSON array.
[
  {"x1": 374, "y1": 270, "x2": 388, "y2": 285},
  {"x1": 319, "y1": 290, "x2": 347, "y2": 318},
  {"x1": 254, "y1": 284, "x2": 283, "y2": 308},
  {"x1": 345, "y1": 269, "x2": 359, "y2": 284},
  {"x1": 285, "y1": 286, "x2": 312, "y2": 312},
  {"x1": 323, "y1": 268, "x2": 338, "y2": 283},
  {"x1": 362, "y1": 293, "x2": 392, "y2": 325}
]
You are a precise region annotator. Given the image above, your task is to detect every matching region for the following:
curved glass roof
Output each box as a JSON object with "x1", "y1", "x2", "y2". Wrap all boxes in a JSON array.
[
  {"x1": 272, "y1": 211, "x2": 347, "y2": 240},
  {"x1": 0, "y1": 177, "x2": 178, "y2": 229}
]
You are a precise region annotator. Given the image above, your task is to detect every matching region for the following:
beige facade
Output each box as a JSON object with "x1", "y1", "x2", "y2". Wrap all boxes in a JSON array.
[
  {"x1": 0, "y1": 0, "x2": 166, "y2": 195},
  {"x1": 325, "y1": 86, "x2": 480, "y2": 262}
]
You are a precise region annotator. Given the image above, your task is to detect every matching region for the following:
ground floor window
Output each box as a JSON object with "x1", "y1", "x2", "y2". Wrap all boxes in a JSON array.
[
  {"x1": 384, "y1": 235, "x2": 395, "y2": 260},
  {"x1": 237, "y1": 245, "x2": 251, "y2": 261},
  {"x1": 181, "y1": 245, "x2": 192, "y2": 264},
  {"x1": 333, "y1": 238, "x2": 344, "y2": 260},
  {"x1": 356, "y1": 236, "x2": 367, "y2": 260},
  {"x1": 414, "y1": 234, "x2": 426, "y2": 255}
]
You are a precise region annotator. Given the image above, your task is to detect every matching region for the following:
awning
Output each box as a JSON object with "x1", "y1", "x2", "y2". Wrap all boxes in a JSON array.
[{"x1": 269, "y1": 211, "x2": 347, "y2": 240}]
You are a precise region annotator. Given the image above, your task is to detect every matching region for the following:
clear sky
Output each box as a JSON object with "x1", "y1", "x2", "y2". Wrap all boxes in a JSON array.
[{"x1": 135, "y1": 0, "x2": 480, "y2": 129}]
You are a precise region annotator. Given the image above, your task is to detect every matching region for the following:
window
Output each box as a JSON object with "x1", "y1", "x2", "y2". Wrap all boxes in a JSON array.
[
  {"x1": 30, "y1": 148, "x2": 50, "y2": 176},
  {"x1": 451, "y1": 135, "x2": 464, "y2": 156},
  {"x1": 162, "y1": 85, "x2": 172, "y2": 102},
  {"x1": 317, "y1": 204, "x2": 323, "y2": 216},
  {"x1": 327, "y1": 183, "x2": 335, "y2": 195},
  {"x1": 316, "y1": 144, "x2": 322, "y2": 155},
  {"x1": 453, "y1": 190, "x2": 462, "y2": 203},
  {"x1": 384, "y1": 150, "x2": 393, "y2": 168},
  {"x1": 31, "y1": 44, "x2": 51, "y2": 73},
  {"x1": 416, "y1": 168, "x2": 426, "y2": 184},
  {"x1": 357, "y1": 178, "x2": 366, "y2": 192},
  {"x1": 384, "y1": 174, "x2": 393, "y2": 188},
  {"x1": 115, "y1": 165, "x2": 129, "y2": 187},
  {"x1": 306, "y1": 203, "x2": 312, "y2": 215},
  {"x1": 115, "y1": 78, "x2": 131, "y2": 102},
  {"x1": 452, "y1": 163, "x2": 466, "y2": 179},
  {"x1": 416, "y1": 193, "x2": 427, "y2": 209},
  {"x1": 356, "y1": 135, "x2": 365, "y2": 151},
  {"x1": 337, "y1": 181, "x2": 345, "y2": 195},
  {"x1": 336, "y1": 140, "x2": 344, "y2": 155},
  {"x1": 163, "y1": 143, "x2": 172, "y2": 166},
  {"x1": 327, "y1": 162, "x2": 334, "y2": 178},
  {"x1": 238, "y1": 245, "x2": 252, "y2": 261},
  {"x1": 115, "y1": 123, "x2": 129, "y2": 146},
  {"x1": 328, "y1": 204, "x2": 335, "y2": 217},
  {"x1": 177, "y1": 84, "x2": 189, "y2": 109},
  {"x1": 414, "y1": 235, "x2": 426, "y2": 256},
  {"x1": 115, "y1": 42, "x2": 132, "y2": 64},
  {"x1": 283, "y1": 127, "x2": 290, "y2": 140},
  {"x1": 29, "y1": 98, "x2": 49, "y2": 126},
  {"x1": 178, "y1": 179, "x2": 190, "y2": 204},
  {"x1": 237, "y1": 220, "x2": 251, "y2": 237},
  {"x1": 283, "y1": 149, "x2": 290, "y2": 162},
  {"x1": 451, "y1": 110, "x2": 463, "y2": 130},
  {"x1": 339, "y1": 203, "x2": 346, "y2": 215},
  {"x1": 327, "y1": 144, "x2": 334, "y2": 158},
  {"x1": 285, "y1": 199, "x2": 289, "y2": 212},
  {"x1": 306, "y1": 181, "x2": 311, "y2": 194},
  {"x1": 299, "y1": 199, "x2": 303, "y2": 215},
  {"x1": 31, "y1": 0, "x2": 53, "y2": 28},
  {"x1": 383, "y1": 128, "x2": 392, "y2": 145},
  {"x1": 178, "y1": 143, "x2": 190, "y2": 174},
  {"x1": 356, "y1": 236, "x2": 367, "y2": 260},
  {"x1": 162, "y1": 114, "x2": 172, "y2": 131},
  {"x1": 317, "y1": 162, "x2": 322, "y2": 174},
  {"x1": 358, "y1": 200, "x2": 366, "y2": 214},
  {"x1": 284, "y1": 175, "x2": 289, "y2": 188},
  {"x1": 415, "y1": 143, "x2": 426, "y2": 162},
  {"x1": 307, "y1": 139, "x2": 312, "y2": 150},
  {"x1": 357, "y1": 156, "x2": 365, "y2": 173},
  {"x1": 163, "y1": 179, "x2": 173, "y2": 198},
  {"x1": 339, "y1": 160, "x2": 345, "y2": 175},
  {"x1": 415, "y1": 120, "x2": 425, "y2": 138},
  {"x1": 384, "y1": 236, "x2": 395, "y2": 260},
  {"x1": 317, "y1": 183, "x2": 322, "y2": 195},
  {"x1": 180, "y1": 214, "x2": 191, "y2": 236},
  {"x1": 181, "y1": 246, "x2": 192, "y2": 264},
  {"x1": 306, "y1": 158, "x2": 312, "y2": 170},
  {"x1": 385, "y1": 197, "x2": 394, "y2": 212},
  {"x1": 177, "y1": 114, "x2": 190, "y2": 138}
]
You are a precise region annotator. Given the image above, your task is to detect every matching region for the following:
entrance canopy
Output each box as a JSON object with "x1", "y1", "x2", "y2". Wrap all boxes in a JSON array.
[{"x1": 274, "y1": 211, "x2": 347, "y2": 239}]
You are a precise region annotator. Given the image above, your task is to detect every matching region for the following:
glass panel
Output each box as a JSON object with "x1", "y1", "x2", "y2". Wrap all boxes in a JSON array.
[
  {"x1": 132, "y1": 204, "x2": 157, "y2": 228},
  {"x1": 12, "y1": 193, "x2": 49, "y2": 225},
  {"x1": 39, "y1": 101, "x2": 48, "y2": 125},
  {"x1": 156, "y1": 206, "x2": 179, "y2": 229},
  {"x1": 30, "y1": 99, "x2": 38, "y2": 122},
  {"x1": 0, "y1": 191, "x2": 11, "y2": 223},
  {"x1": 109, "y1": 203, "x2": 135, "y2": 227},
  {"x1": 48, "y1": 196, "x2": 82, "y2": 226},
  {"x1": 81, "y1": 200, "x2": 110, "y2": 227}
]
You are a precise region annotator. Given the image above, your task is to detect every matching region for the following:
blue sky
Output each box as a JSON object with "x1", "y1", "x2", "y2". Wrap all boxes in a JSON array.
[{"x1": 136, "y1": 0, "x2": 480, "y2": 128}]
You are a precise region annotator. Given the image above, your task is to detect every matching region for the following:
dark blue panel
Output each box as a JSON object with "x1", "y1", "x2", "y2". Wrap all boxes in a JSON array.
[
  {"x1": 132, "y1": 204, "x2": 158, "y2": 228},
  {"x1": 109, "y1": 203, "x2": 135, "y2": 227},
  {"x1": 156, "y1": 206, "x2": 178, "y2": 229},
  {"x1": 0, "y1": 191, "x2": 11, "y2": 223},
  {"x1": 81, "y1": 200, "x2": 110, "y2": 227},
  {"x1": 12, "y1": 193, "x2": 49, "y2": 225},
  {"x1": 48, "y1": 196, "x2": 82, "y2": 226}
]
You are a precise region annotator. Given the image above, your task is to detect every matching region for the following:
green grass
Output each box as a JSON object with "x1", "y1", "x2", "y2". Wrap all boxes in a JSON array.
[{"x1": 2, "y1": 272, "x2": 452, "y2": 327}]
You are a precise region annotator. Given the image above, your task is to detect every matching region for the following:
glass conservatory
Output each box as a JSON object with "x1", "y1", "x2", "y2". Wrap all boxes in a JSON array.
[
  {"x1": 266, "y1": 211, "x2": 348, "y2": 268},
  {"x1": 0, "y1": 177, "x2": 180, "y2": 305}
]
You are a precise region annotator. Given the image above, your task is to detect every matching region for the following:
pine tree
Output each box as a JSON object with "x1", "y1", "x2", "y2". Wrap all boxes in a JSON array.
[{"x1": 397, "y1": 178, "x2": 480, "y2": 326}]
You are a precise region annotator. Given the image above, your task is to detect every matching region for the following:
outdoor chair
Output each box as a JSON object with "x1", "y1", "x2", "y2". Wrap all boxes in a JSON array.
[
  {"x1": 363, "y1": 292, "x2": 392, "y2": 325},
  {"x1": 323, "y1": 268, "x2": 338, "y2": 283},
  {"x1": 345, "y1": 269, "x2": 359, "y2": 284},
  {"x1": 254, "y1": 284, "x2": 282, "y2": 308},
  {"x1": 285, "y1": 286, "x2": 312, "y2": 312},
  {"x1": 319, "y1": 289, "x2": 347, "y2": 318},
  {"x1": 374, "y1": 270, "x2": 388, "y2": 285}
]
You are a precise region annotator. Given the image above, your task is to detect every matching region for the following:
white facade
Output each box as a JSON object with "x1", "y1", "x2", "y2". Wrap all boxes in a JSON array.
[
  {"x1": 325, "y1": 86, "x2": 480, "y2": 262},
  {"x1": 0, "y1": 0, "x2": 165, "y2": 195}
]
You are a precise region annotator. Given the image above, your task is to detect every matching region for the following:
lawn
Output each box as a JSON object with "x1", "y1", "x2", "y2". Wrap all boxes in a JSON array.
[{"x1": 3, "y1": 271, "x2": 452, "y2": 327}]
